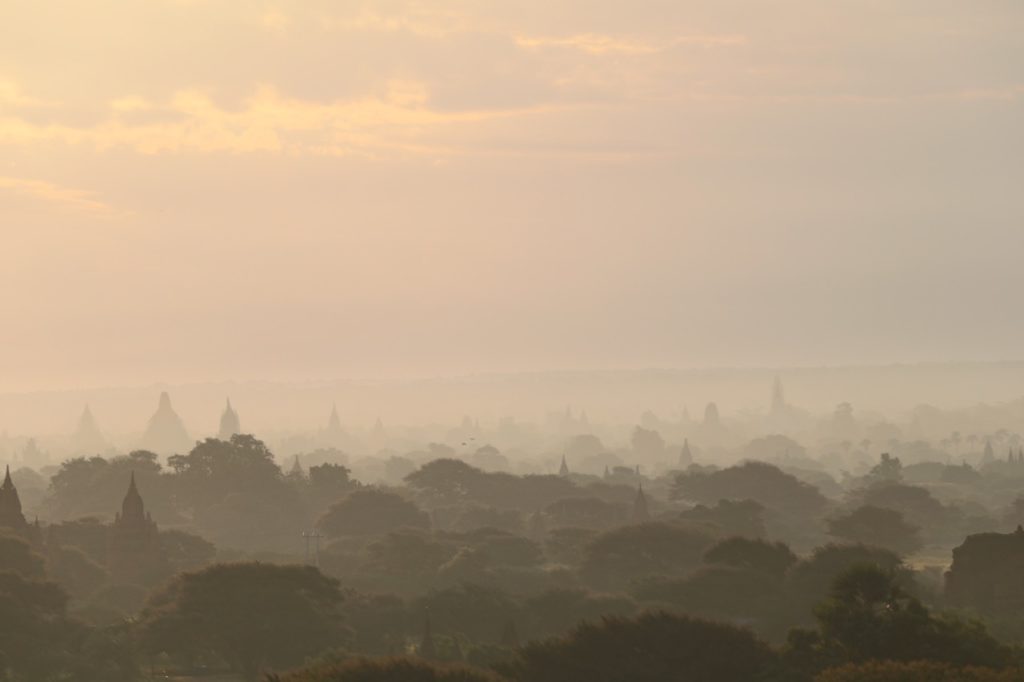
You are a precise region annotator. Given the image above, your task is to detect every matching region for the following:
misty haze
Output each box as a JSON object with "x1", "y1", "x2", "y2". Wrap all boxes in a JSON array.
[{"x1": 2, "y1": 2, "x2": 1024, "y2": 681}]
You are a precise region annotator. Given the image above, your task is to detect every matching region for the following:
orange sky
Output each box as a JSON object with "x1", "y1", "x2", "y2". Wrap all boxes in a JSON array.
[{"x1": 1, "y1": 1, "x2": 1022, "y2": 392}]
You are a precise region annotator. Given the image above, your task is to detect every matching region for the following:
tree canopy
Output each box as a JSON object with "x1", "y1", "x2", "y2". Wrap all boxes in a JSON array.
[{"x1": 139, "y1": 562, "x2": 348, "y2": 680}]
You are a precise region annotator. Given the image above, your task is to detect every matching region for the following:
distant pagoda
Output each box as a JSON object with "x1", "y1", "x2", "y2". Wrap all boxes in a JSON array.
[
  {"x1": 108, "y1": 472, "x2": 167, "y2": 583},
  {"x1": 140, "y1": 391, "x2": 192, "y2": 455},
  {"x1": 679, "y1": 438, "x2": 693, "y2": 467},
  {"x1": 327, "y1": 403, "x2": 342, "y2": 433},
  {"x1": 218, "y1": 398, "x2": 241, "y2": 440},
  {"x1": 632, "y1": 483, "x2": 651, "y2": 522},
  {"x1": 72, "y1": 404, "x2": 108, "y2": 455},
  {"x1": 0, "y1": 465, "x2": 28, "y2": 532},
  {"x1": 0, "y1": 466, "x2": 41, "y2": 542}
]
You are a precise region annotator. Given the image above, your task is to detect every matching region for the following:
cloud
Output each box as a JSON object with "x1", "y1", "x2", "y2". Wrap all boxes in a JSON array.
[
  {"x1": 515, "y1": 33, "x2": 746, "y2": 55},
  {"x1": 0, "y1": 80, "x2": 55, "y2": 109},
  {"x1": 0, "y1": 176, "x2": 118, "y2": 216},
  {"x1": 260, "y1": 8, "x2": 291, "y2": 32},
  {"x1": 109, "y1": 95, "x2": 153, "y2": 113},
  {"x1": 0, "y1": 80, "x2": 557, "y2": 159}
]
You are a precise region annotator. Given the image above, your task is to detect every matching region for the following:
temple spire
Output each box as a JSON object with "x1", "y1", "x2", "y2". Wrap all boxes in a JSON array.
[
  {"x1": 140, "y1": 391, "x2": 191, "y2": 455},
  {"x1": 771, "y1": 375, "x2": 786, "y2": 414},
  {"x1": 328, "y1": 403, "x2": 342, "y2": 431},
  {"x1": 219, "y1": 397, "x2": 241, "y2": 440},
  {"x1": 632, "y1": 482, "x2": 650, "y2": 522},
  {"x1": 679, "y1": 438, "x2": 693, "y2": 467},
  {"x1": 73, "y1": 404, "x2": 107, "y2": 454},
  {"x1": 0, "y1": 464, "x2": 26, "y2": 530},
  {"x1": 121, "y1": 471, "x2": 145, "y2": 522}
]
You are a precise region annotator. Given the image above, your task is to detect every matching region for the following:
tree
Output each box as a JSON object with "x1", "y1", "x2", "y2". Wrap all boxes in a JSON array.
[
  {"x1": 827, "y1": 506, "x2": 921, "y2": 556},
  {"x1": 579, "y1": 522, "x2": 715, "y2": 590},
  {"x1": 679, "y1": 499, "x2": 767, "y2": 538},
  {"x1": 785, "y1": 544, "x2": 908, "y2": 627},
  {"x1": 633, "y1": 566, "x2": 783, "y2": 627},
  {"x1": 0, "y1": 572, "x2": 70, "y2": 678},
  {"x1": 139, "y1": 563, "x2": 348, "y2": 681},
  {"x1": 545, "y1": 497, "x2": 624, "y2": 530},
  {"x1": 169, "y1": 435, "x2": 305, "y2": 551},
  {"x1": 0, "y1": 571, "x2": 137, "y2": 681},
  {"x1": 816, "y1": 660, "x2": 1020, "y2": 681},
  {"x1": 542, "y1": 527, "x2": 597, "y2": 566},
  {"x1": 47, "y1": 517, "x2": 110, "y2": 566},
  {"x1": 501, "y1": 611, "x2": 780, "y2": 682},
  {"x1": 415, "y1": 583, "x2": 517, "y2": 640},
  {"x1": 564, "y1": 434, "x2": 606, "y2": 462},
  {"x1": 703, "y1": 537, "x2": 797, "y2": 577},
  {"x1": 520, "y1": 588, "x2": 636, "y2": 641},
  {"x1": 307, "y1": 462, "x2": 359, "y2": 514},
  {"x1": 449, "y1": 506, "x2": 523, "y2": 534},
  {"x1": 786, "y1": 565, "x2": 1012, "y2": 674},
  {"x1": 273, "y1": 656, "x2": 504, "y2": 682},
  {"x1": 318, "y1": 489, "x2": 430, "y2": 537},
  {"x1": 0, "y1": 531, "x2": 46, "y2": 578},
  {"x1": 458, "y1": 528, "x2": 542, "y2": 568},
  {"x1": 672, "y1": 461, "x2": 827, "y2": 516},
  {"x1": 339, "y1": 592, "x2": 409, "y2": 654},
  {"x1": 159, "y1": 529, "x2": 216, "y2": 573},
  {"x1": 168, "y1": 435, "x2": 280, "y2": 503},
  {"x1": 47, "y1": 545, "x2": 108, "y2": 599},
  {"x1": 362, "y1": 530, "x2": 455, "y2": 577},
  {"x1": 630, "y1": 427, "x2": 665, "y2": 459},
  {"x1": 405, "y1": 459, "x2": 482, "y2": 505},
  {"x1": 47, "y1": 450, "x2": 171, "y2": 521},
  {"x1": 866, "y1": 453, "x2": 902, "y2": 485},
  {"x1": 741, "y1": 435, "x2": 808, "y2": 462},
  {"x1": 471, "y1": 445, "x2": 509, "y2": 472},
  {"x1": 855, "y1": 483, "x2": 960, "y2": 544}
]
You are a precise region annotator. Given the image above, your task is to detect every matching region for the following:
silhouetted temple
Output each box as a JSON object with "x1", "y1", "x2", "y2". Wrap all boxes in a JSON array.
[
  {"x1": 108, "y1": 472, "x2": 166, "y2": 583},
  {"x1": 0, "y1": 466, "x2": 41, "y2": 542},
  {"x1": 0, "y1": 465, "x2": 28, "y2": 532},
  {"x1": 140, "y1": 391, "x2": 192, "y2": 455},
  {"x1": 679, "y1": 438, "x2": 693, "y2": 467},
  {"x1": 327, "y1": 403, "x2": 342, "y2": 433},
  {"x1": 632, "y1": 483, "x2": 650, "y2": 522},
  {"x1": 219, "y1": 398, "x2": 240, "y2": 440},
  {"x1": 72, "y1": 404, "x2": 108, "y2": 455},
  {"x1": 945, "y1": 525, "x2": 1024, "y2": 615},
  {"x1": 770, "y1": 376, "x2": 786, "y2": 416}
]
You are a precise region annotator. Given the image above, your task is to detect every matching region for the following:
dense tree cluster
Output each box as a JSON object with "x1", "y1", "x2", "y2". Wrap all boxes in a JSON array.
[{"x1": 6, "y1": 428, "x2": 1024, "y2": 680}]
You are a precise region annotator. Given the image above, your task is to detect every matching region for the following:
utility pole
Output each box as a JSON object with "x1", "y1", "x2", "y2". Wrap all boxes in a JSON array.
[{"x1": 301, "y1": 529, "x2": 323, "y2": 567}]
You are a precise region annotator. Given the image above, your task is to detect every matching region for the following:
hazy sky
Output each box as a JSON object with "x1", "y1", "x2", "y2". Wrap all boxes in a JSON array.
[{"x1": 2, "y1": 1, "x2": 1022, "y2": 392}]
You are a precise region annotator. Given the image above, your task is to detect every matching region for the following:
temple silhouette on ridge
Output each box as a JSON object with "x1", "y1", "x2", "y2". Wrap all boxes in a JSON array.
[
  {"x1": 108, "y1": 472, "x2": 167, "y2": 583},
  {"x1": 0, "y1": 466, "x2": 41, "y2": 543},
  {"x1": 632, "y1": 482, "x2": 651, "y2": 522},
  {"x1": 72, "y1": 404, "x2": 108, "y2": 455},
  {"x1": 219, "y1": 398, "x2": 240, "y2": 440},
  {"x1": 140, "y1": 391, "x2": 192, "y2": 455}
]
